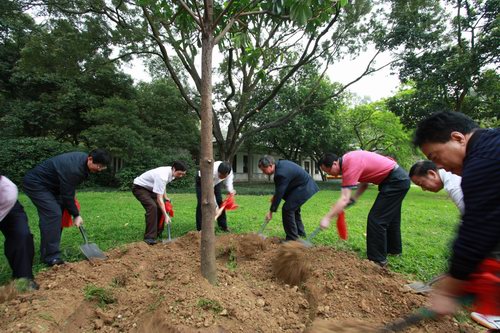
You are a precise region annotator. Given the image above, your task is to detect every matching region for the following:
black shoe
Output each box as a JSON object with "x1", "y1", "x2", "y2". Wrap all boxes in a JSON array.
[
  {"x1": 144, "y1": 238, "x2": 157, "y2": 245},
  {"x1": 45, "y1": 258, "x2": 65, "y2": 267},
  {"x1": 374, "y1": 259, "x2": 388, "y2": 268},
  {"x1": 220, "y1": 227, "x2": 231, "y2": 233},
  {"x1": 27, "y1": 279, "x2": 39, "y2": 290}
]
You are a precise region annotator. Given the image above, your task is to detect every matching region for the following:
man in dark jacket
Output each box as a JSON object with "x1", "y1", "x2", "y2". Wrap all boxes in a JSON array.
[
  {"x1": 23, "y1": 149, "x2": 110, "y2": 266},
  {"x1": 414, "y1": 111, "x2": 499, "y2": 319},
  {"x1": 258, "y1": 156, "x2": 319, "y2": 241}
]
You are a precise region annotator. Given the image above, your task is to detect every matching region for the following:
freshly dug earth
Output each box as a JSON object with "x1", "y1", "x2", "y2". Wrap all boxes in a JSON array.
[{"x1": 0, "y1": 232, "x2": 480, "y2": 332}]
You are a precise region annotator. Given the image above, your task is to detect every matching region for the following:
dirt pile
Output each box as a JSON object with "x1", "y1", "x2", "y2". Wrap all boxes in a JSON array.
[{"x1": 0, "y1": 232, "x2": 479, "y2": 332}]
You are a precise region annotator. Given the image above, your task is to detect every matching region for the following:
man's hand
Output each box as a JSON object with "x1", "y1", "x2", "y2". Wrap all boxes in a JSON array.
[
  {"x1": 265, "y1": 211, "x2": 273, "y2": 222},
  {"x1": 320, "y1": 215, "x2": 331, "y2": 229},
  {"x1": 428, "y1": 275, "x2": 464, "y2": 315},
  {"x1": 346, "y1": 197, "x2": 356, "y2": 208},
  {"x1": 74, "y1": 216, "x2": 83, "y2": 227},
  {"x1": 164, "y1": 214, "x2": 171, "y2": 224}
]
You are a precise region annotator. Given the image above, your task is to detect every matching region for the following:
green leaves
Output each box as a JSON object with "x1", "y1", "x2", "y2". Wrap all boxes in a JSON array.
[{"x1": 290, "y1": 1, "x2": 313, "y2": 26}]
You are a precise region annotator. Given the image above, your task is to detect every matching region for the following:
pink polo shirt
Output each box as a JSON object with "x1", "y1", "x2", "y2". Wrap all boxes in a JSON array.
[{"x1": 341, "y1": 151, "x2": 396, "y2": 187}]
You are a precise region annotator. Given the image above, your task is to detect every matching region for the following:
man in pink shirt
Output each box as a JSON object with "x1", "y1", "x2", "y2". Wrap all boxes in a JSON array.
[{"x1": 318, "y1": 151, "x2": 410, "y2": 267}]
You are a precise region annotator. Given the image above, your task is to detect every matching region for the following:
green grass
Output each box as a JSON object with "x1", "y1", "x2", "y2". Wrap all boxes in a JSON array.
[
  {"x1": 197, "y1": 298, "x2": 223, "y2": 313},
  {"x1": 83, "y1": 284, "x2": 116, "y2": 308},
  {"x1": 0, "y1": 182, "x2": 460, "y2": 284}
]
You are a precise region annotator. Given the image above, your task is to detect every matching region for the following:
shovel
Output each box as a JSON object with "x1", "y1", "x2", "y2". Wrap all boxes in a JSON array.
[
  {"x1": 377, "y1": 307, "x2": 436, "y2": 332},
  {"x1": 78, "y1": 226, "x2": 106, "y2": 260},
  {"x1": 162, "y1": 221, "x2": 175, "y2": 244},
  {"x1": 405, "y1": 274, "x2": 445, "y2": 294},
  {"x1": 256, "y1": 218, "x2": 270, "y2": 239},
  {"x1": 299, "y1": 226, "x2": 322, "y2": 247},
  {"x1": 377, "y1": 295, "x2": 473, "y2": 332}
]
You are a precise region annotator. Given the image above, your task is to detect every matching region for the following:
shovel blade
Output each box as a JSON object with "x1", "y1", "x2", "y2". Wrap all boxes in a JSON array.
[
  {"x1": 80, "y1": 243, "x2": 106, "y2": 260},
  {"x1": 405, "y1": 281, "x2": 433, "y2": 294}
]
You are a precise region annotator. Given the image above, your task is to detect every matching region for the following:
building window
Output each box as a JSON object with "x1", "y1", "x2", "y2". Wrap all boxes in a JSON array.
[
  {"x1": 304, "y1": 161, "x2": 310, "y2": 175},
  {"x1": 243, "y1": 155, "x2": 248, "y2": 173},
  {"x1": 232, "y1": 157, "x2": 237, "y2": 173}
]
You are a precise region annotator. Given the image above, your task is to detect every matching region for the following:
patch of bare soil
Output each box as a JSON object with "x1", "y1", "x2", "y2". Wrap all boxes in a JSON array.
[{"x1": 0, "y1": 232, "x2": 480, "y2": 332}]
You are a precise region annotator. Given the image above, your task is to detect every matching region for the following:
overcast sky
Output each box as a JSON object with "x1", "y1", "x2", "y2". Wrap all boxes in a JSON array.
[{"x1": 122, "y1": 49, "x2": 401, "y2": 102}]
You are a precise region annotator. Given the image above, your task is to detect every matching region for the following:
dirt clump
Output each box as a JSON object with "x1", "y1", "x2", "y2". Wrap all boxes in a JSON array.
[
  {"x1": 0, "y1": 232, "x2": 480, "y2": 332},
  {"x1": 0, "y1": 282, "x2": 17, "y2": 303},
  {"x1": 306, "y1": 318, "x2": 378, "y2": 333},
  {"x1": 272, "y1": 241, "x2": 311, "y2": 286}
]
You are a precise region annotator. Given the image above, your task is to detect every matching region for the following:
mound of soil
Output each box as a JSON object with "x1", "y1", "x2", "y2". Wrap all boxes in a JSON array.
[{"x1": 0, "y1": 232, "x2": 479, "y2": 332}]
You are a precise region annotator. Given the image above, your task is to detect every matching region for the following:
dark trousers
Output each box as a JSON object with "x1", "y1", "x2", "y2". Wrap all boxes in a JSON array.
[
  {"x1": 0, "y1": 201, "x2": 35, "y2": 279},
  {"x1": 23, "y1": 185, "x2": 64, "y2": 263},
  {"x1": 195, "y1": 176, "x2": 227, "y2": 231},
  {"x1": 366, "y1": 166, "x2": 410, "y2": 263},
  {"x1": 132, "y1": 185, "x2": 164, "y2": 240},
  {"x1": 282, "y1": 206, "x2": 306, "y2": 241}
]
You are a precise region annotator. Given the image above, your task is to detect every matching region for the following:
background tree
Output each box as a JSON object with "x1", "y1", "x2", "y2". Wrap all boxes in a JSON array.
[
  {"x1": 1, "y1": 17, "x2": 135, "y2": 143},
  {"x1": 82, "y1": 79, "x2": 200, "y2": 189},
  {"x1": 28, "y1": 0, "x2": 407, "y2": 161},
  {"x1": 253, "y1": 67, "x2": 353, "y2": 170},
  {"x1": 344, "y1": 101, "x2": 414, "y2": 168},
  {"x1": 386, "y1": 0, "x2": 499, "y2": 127}
]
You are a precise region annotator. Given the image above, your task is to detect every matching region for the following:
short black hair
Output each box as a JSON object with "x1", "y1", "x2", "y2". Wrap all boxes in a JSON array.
[
  {"x1": 89, "y1": 149, "x2": 111, "y2": 165},
  {"x1": 258, "y1": 155, "x2": 275, "y2": 168},
  {"x1": 409, "y1": 160, "x2": 438, "y2": 177},
  {"x1": 413, "y1": 111, "x2": 479, "y2": 147},
  {"x1": 217, "y1": 161, "x2": 231, "y2": 176},
  {"x1": 318, "y1": 153, "x2": 339, "y2": 168},
  {"x1": 172, "y1": 160, "x2": 188, "y2": 172}
]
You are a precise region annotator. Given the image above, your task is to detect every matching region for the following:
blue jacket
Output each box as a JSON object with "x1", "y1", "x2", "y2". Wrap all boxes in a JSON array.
[
  {"x1": 450, "y1": 128, "x2": 500, "y2": 280},
  {"x1": 270, "y1": 160, "x2": 319, "y2": 212}
]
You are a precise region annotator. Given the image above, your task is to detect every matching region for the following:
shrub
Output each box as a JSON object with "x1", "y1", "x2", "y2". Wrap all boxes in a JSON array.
[
  {"x1": 115, "y1": 147, "x2": 196, "y2": 191},
  {"x1": 0, "y1": 138, "x2": 77, "y2": 184}
]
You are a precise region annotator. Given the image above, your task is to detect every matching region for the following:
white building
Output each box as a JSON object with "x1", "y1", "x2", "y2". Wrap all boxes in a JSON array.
[{"x1": 231, "y1": 152, "x2": 323, "y2": 182}]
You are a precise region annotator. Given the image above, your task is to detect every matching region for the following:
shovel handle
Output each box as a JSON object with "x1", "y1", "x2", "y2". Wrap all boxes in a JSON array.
[
  {"x1": 79, "y1": 226, "x2": 89, "y2": 244},
  {"x1": 378, "y1": 307, "x2": 435, "y2": 332},
  {"x1": 167, "y1": 222, "x2": 171, "y2": 241},
  {"x1": 306, "y1": 226, "x2": 322, "y2": 243},
  {"x1": 258, "y1": 218, "x2": 269, "y2": 234}
]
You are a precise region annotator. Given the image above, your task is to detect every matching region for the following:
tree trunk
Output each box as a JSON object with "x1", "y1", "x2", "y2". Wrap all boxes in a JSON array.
[{"x1": 199, "y1": 1, "x2": 217, "y2": 285}]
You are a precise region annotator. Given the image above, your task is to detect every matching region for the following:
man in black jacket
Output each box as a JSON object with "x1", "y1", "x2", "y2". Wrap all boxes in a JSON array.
[
  {"x1": 258, "y1": 156, "x2": 319, "y2": 241},
  {"x1": 414, "y1": 111, "x2": 499, "y2": 319},
  {"x1": 23, "y1": 149, "x2": 110, "y2": 266}
]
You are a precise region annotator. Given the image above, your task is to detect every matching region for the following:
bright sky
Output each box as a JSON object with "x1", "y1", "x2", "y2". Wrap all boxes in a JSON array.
[
  {"x1": 327, "y1": 51, "x2": 401, "y2": 101},
  {"x1": 122, "y1": 50, "x2": 401, "y2": 102}
]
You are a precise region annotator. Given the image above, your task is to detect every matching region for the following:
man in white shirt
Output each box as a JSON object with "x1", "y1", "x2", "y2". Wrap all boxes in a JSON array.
[
  {"x1": 0, "y1": 175, "x2": 38, "y2": 289},
  {"x1": 409, "y1": 160, "x2": 464, "y2": 213},
  {"x1": 132, "y1": 161, "x2": 188, "y2": 245},
  {"x1": 195, "y1": 161, "x2": 236, "y2": 232}
]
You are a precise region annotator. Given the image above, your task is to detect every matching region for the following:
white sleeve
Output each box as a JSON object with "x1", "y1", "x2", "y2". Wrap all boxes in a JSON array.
[
  {"x1": 0, "y1": 176, "x2": 19, "y2": 222},
  {"x1": 225, "y1": 171, "x2": 235, "y2": 193},
  {"x1": 441, "y1": 170, "x2": 464, "y2": 215}
]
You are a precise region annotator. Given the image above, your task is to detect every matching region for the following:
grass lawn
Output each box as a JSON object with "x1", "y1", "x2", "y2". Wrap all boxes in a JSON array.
[{"x1": 0, "y1": 182, "x2": 461, "y2": 285}]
